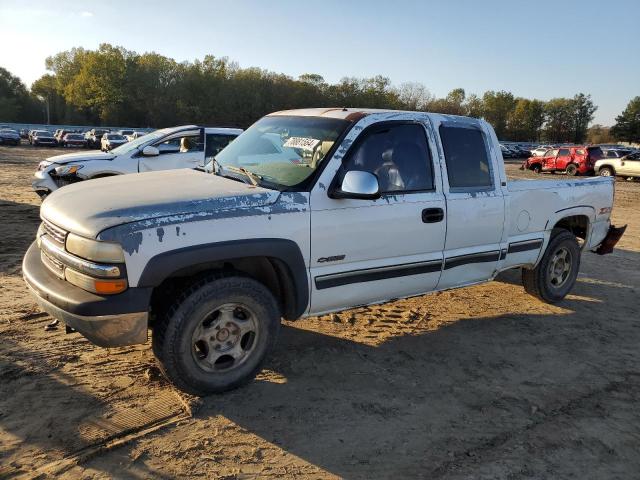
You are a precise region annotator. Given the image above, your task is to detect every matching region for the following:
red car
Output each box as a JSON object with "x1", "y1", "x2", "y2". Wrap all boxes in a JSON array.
[{"x1": 522, "y1": 146, "x2": 604, "y2": 176}]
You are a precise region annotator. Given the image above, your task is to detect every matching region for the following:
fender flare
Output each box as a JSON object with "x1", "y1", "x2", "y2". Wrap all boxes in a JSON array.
[
  {"x1": 547, "y1": 205, "x2": 596, "y2": 246},
  {"x1": 137, "y1": 238, "x2": 309, "y2": 318},
  {"x1": 597, "y1": 164, "x2": 616, "y2": 175}
]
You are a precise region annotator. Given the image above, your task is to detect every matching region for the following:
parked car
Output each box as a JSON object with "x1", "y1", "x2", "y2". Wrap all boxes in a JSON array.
[
  {"x1": 28, "y1": 129, "x2": 39, "y2": 144},
  {"x1": 61, "y1": 133, "x2": 87, "y2": 148},
  {"x1": 55, "y1": 129, "x2": 77, "y2": 144},
  {"x1": 19, "y1": 128, "x2": 30, "y2": 139},
  {"x1": 510, "y1": 145, "x2": 531, "y2": 158},
  {"x1": 530, "y1": 147, "x2": 549, "y2": 157},
  {"x1": 522, "y1": 146, "x2": 603, "y2": 175},
  {"x1": 0, "y1": 128, "x2": 21, "y2": 146},
  {"x1": 117, "y1": 129, "x2": 135, "y2": 137},
  {"x1": 100, "y1": 133, "x2": 128, "y2": 151},
  {"x1": 31, "y1": 130, "x2": 58, "y2": 147},
  {"x1": 32, "y1": 126, "x2": 243, "y2": 197},
  {"x1": 500, "y1": 144, "x2": 517, "y2": 158},
  {"x1": 23, "y1": 108, "x2": 624, "y2": 395},
  {"x1": 601, "y1": 149, "x2": 633, "y2": 160},
  {"x1": 596, "y1": 151, "x2": 640, "y2": 179},
  {"x1": 125, "y1": 131, "x2": 147, "y2": 142},
  {"x1": 84, "y1": 128, "x2": 110, "y2": 149}
]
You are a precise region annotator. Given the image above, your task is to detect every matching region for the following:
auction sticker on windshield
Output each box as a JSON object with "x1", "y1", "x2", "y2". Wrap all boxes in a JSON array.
[{"x1": 282, "y1": 136, "x2": 320, "y2": 151}]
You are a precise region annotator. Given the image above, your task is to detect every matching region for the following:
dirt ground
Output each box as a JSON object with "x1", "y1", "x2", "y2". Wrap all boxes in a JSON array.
[{"x1": 1, "y1": 143, "x2": 639, "y2": 479}]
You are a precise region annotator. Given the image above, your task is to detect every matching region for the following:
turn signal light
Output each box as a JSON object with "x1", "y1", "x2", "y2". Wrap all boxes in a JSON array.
[{"x1": 65, "y1": 268, "x2": 128, "y2": 295}]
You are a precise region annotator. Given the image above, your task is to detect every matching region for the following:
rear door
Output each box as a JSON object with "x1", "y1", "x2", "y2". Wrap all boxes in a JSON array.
[
  {"x1": 138, "y1": 128, "x2": 205, "y2": 172},
  {"x1": 309, "y1": 120, "x2": 446, "y2": 314},
  {"x1": 436, "y1": 121, "x2": 506, "y2": 289}
]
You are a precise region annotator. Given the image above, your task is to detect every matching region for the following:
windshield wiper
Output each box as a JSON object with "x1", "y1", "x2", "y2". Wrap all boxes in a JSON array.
[{"x1": 221, "y1": 165, "x2": 262, "y2": 187}]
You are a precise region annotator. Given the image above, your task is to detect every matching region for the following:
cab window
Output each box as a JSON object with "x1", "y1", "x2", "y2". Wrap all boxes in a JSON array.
[
  {"x1": 156, "y1": 134, "x2": 203, "y2": 154},
  {"x1": 340, "y1": 123, "x2": 434, "y2": 193}
]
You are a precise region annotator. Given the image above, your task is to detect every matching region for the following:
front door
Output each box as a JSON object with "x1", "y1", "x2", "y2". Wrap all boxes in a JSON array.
[
  {"x1": 138, "y1": 128, "x2": 204, "y2": 172},
  {"x1": 543, "y1": 149, "x2": 559, "y2": 171},
  {"x1": 555, "y1": 148, "x2": 572, "y2": 171},
  {"x1": 618, "y1": 152, "x2": 640, "y2": 176},
  {"x1": 436, "y1": 121, "x2": 506, "y2": 289},
  {"x1": 309, "y1": 121, "x2": 446, "y2": 314}
]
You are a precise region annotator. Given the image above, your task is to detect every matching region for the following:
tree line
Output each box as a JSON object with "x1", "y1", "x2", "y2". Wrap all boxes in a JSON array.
[{"x1": 1, "y1": 43, "x2": 638, "y2": 143}]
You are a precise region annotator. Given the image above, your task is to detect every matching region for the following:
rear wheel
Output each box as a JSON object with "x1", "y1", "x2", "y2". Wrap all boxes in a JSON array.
[
  {"x1": 599, "y1": 166, "x2": 614, "y2": 177},
  {"x1": 565, "y1": 163, "x2": 578, "y2": 176},
  {"x1": 152, "y1": 274, "x2": 281, "y2": 395},
  {"x1": 522, "y1": 229, "x2": 580, "y2": 304},
  {"x1": 531, "y1": 164, "x2": 542, "y2": 174}
]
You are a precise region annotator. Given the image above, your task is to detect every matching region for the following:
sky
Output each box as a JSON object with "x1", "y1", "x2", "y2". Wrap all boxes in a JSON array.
[{"x1": 1, "y1": 0, "x2": 638, "y2": 126}]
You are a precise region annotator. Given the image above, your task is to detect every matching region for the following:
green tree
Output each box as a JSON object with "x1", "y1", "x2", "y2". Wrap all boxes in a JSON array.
[
  {"x1": 482, "y1": 90, "x2": 516, "y2": 138},
  {"x1": 543, "y1": 98, "x2": 575, "y2": 142},
  {"x1": 463, "y1": 93, "x2": 483, "y2": 118},
  {"x1": 0, "y1": 67, "x2": 41, "y2": 122},
  {"x1": 611, "y1": 97, "x2": 640, "y2": 143},
  {"x1": 507, "y1": 98, "x2": 546, "y2": 141},
  {"x1": 571, "y1": 93, "x2": 597, "y2": 143}
]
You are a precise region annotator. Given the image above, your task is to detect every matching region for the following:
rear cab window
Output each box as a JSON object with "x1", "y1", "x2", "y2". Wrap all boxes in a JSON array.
[{"x1": 439, "y1": 125, "x2": 493, "y2": 190}]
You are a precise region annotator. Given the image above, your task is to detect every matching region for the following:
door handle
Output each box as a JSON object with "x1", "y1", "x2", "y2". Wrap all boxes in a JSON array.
[{"x1": 422, "y1": 208, "x2": 444, "y2": 223}]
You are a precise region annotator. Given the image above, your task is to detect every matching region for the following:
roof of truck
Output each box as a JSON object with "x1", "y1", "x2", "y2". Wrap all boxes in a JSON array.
[
  {"x1": 268, "y1": 108, "x2": 483, "y2": 125},
  {"x1": 268, "y1": 108, "x2": 401, "y2": 122}
]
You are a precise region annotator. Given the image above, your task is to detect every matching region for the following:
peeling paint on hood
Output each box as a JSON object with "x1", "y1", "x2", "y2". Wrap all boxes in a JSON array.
[{"x1": 41, "y1": 169, "x2": 280, "y2": 238}]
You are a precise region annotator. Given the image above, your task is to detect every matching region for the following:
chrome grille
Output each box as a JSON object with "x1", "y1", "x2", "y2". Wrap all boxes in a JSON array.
[
  {"x1": 42, "y1": 219, "x2": 67, "y2": 245},
  {"x1": 41, "y1": 250, "x2": 65, "y2": 279}
]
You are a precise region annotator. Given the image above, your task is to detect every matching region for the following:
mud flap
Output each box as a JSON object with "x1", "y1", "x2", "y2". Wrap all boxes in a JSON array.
[{"x1": 595, "y1": 224, "x2": 627, "y2": 255}]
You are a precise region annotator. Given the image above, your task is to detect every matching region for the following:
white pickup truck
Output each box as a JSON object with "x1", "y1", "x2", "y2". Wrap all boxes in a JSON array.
[
  {"x1": 23, "y1": 108, "x2": 625, "y2": 395},
  {"x1": 31, "y1": 125, "x2": 242, "y2": 198}
]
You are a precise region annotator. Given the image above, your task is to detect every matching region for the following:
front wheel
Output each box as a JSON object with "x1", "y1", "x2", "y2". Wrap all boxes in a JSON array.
[
  {"x1": 522, "y1": 229, "x2": 580, "y2": 304},
  {"x1": 152, "y1": 275, "x2": 281, "y2": 395},
  {"x1": 531, "y1": 164, "x2": 542, "y2": 174}
]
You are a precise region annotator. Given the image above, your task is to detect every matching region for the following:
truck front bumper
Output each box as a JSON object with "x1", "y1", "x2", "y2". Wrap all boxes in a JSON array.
[{"x1": 22, "y1": 242, "x2": 152, "y2": 347}]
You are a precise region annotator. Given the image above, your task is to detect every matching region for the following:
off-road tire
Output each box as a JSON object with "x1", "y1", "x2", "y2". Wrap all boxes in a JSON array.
[
  {"x1": 565, "y1": 163, "x2": 578, "y2": 176},
  {"x1": 531, "y1": 164, "x2": 542, "y2": 174},
  {"x1": 152, "y1": 274, "x2": 281, "y2": 395},
  {"x1": 522, "y1": 229, "x2": 580, "y2": 304}
]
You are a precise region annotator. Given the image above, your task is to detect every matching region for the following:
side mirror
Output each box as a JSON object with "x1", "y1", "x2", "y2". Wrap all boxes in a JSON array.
[
  {"x1": 142, "y1": 145, "x2": 159, "y2": 157},
  {"x1": 330, "y1": 170, "x2": 380, "y2": 200}
]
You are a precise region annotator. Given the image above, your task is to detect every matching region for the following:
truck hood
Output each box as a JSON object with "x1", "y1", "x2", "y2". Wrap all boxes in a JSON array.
[
  {"x1": 40, "y1": 169, "x2": 280, "y2": 238},
  {"x1": 48, "y1": 151, "x2": 115, "y2": 165}
]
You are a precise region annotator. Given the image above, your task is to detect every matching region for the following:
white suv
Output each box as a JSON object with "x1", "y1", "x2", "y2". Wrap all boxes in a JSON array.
[{"x1": 32, "y1": 125, "x2": 242, "y2": 198}]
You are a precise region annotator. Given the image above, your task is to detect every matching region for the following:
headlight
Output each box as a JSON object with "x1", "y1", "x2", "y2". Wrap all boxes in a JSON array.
[
  {"x1": 36, "y1": 223, "x2": 45, "y2": 248},
  {"x1": 53, "y1": 165, "x2": 83, "y2": 176},
  {"x1": 66, "y1": 233, "x2": 125, "y2": 263}
]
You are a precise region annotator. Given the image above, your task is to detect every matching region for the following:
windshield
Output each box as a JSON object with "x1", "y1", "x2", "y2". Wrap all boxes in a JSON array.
[
  {"x1": 109, "y1": 129, "x2": 166, "y2": 155},
  {"x1": 213, "y1": 116, "x2": 349, "y2": 189},
  {"x1": 108, "y1": 134, "x2": 126, "y2": 140}
]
